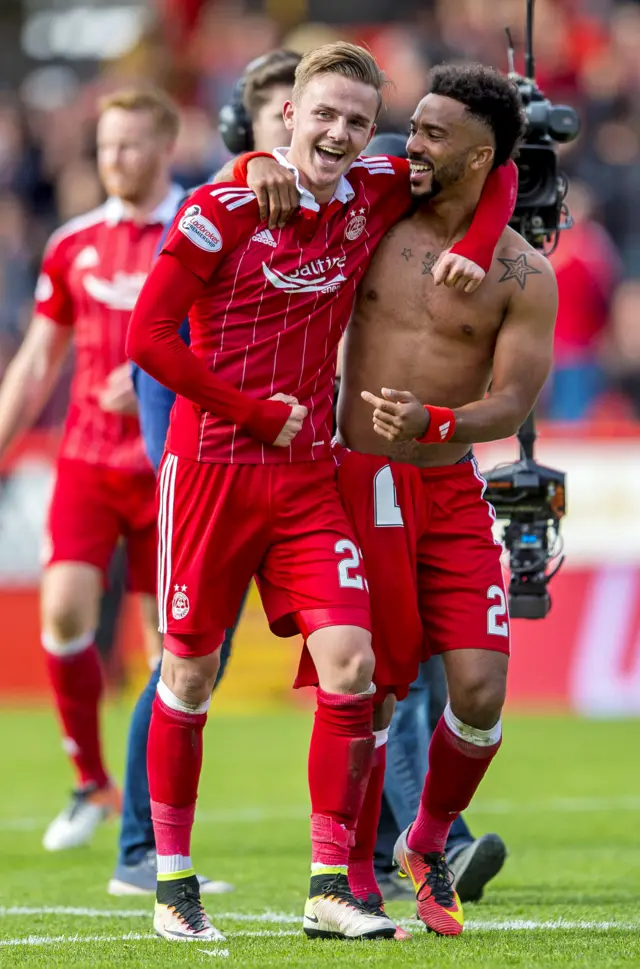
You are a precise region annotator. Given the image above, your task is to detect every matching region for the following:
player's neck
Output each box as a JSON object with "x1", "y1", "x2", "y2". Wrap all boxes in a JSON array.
[
  {"x1": 418, "y1": 178, "x2": 486, "y2": 247},
  {"x1": 117, "y1": 176, "x2": 173, "y2": 225},
  {"x1": 287, "y1": 149, "x2": 338, "y2": 205}
]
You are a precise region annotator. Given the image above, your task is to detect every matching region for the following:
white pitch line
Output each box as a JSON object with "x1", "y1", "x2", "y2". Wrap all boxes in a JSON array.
[
  {"x1": 0, "y1": 923, "x2": 638, "y2": 948},
  {"x1": 0, "y1": 908, "x2": 300, "y2": 922},
  {"x1": 3, "y1": 795, "x2": 640, "y2": 831},
  {"x1": 1, "y1": 909, "x2": 638, "y2": 933},
  {"x1": 0, "y1": 933, "x2": 157, "y2": 947},
  {"x1": 0, "y1": 907, "x2": 150, "y2": 918},
  {"x1": 460, "y1": 919, "x2": 640, "y2": 932}
]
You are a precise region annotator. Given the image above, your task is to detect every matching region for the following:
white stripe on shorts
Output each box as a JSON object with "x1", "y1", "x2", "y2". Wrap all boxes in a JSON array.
[
  {"x1": 471, "y1": 455, "x2": 502, "y2": 547},
  {"x1": 157, "y1": 454, "x2": 178, "y2": 634}
]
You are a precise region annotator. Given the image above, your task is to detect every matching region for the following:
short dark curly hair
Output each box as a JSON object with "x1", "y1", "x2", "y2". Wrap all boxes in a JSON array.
[{"x1": 427, "y1": 63, "x2": 526, "y2": 168}]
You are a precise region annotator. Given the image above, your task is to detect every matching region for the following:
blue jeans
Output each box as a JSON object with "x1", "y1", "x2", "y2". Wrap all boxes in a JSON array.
[
  {"x1": 118, "y1": 592, "x2": 246, "y2": 865},
  {"x1": 374, "y1": 657, "x2": 473, "y2": 873},
  {"x1": 547, "y1": 361, "x2": 604, "y2": 421}
]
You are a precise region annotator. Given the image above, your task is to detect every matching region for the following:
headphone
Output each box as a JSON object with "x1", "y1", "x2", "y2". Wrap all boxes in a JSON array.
[
  {"x1": 363, "y1": 132, "x2": 409, "y2": 160},
  {"x1": 218, "y1": 71, "x2": 255, "y2": 155},
  {"x1": 218, "y1": 50, "x2": 301, "y2": 156}
]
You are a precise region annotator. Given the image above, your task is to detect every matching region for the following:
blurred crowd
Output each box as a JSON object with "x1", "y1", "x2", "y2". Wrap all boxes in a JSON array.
[{"x1": 1, "y1": 0, "x2": 639, "y2": 424}]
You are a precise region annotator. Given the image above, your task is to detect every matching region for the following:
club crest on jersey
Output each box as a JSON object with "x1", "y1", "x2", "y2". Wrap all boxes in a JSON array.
[
  {"x1": 262, "y1": 254, "x2": 347, "y2": 294},
  {"x1": 345, "y1": 208, "x2": 367, "y2": 242},
  {"x1": 179, "y1": 205, "x2": 223, "y2": 253},
  {"x1": 171, "y1": 584, "x2": 190, "y2": 620}
]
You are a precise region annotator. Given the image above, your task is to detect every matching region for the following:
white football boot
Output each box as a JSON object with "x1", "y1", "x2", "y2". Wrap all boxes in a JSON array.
[
  {"x1": 303, "y1": 872, "x2": 396, "y2": 940},
  {"x1": 154, "y1": 873, "x2": 226, "y2": 942},
  {"x1": 43, "y1": 783, "x2": 121, "y2": 851}
]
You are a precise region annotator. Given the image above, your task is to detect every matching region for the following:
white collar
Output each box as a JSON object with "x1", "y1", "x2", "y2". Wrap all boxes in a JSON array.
[
  {"x1": 104, "y1": 183, "x2": 185, "y2": 226},
  {"x1": 273, "y1": 147, "x2": 355, "y2": 213}
]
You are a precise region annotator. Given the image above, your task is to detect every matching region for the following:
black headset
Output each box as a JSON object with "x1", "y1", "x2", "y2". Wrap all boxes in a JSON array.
[
  {"x1": 363, "y1": 131, "x2": 409, "y2": 160},
  {"x1": 218, "y1": 72, "x2": 255, "y2": 155},
  {"x1": 218, "y1": 50, "x2": 301, "y2": 156}
]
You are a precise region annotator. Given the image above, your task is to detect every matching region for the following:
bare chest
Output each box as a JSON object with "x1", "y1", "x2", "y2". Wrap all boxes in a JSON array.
[{"x1": 356, "y1": 222, "x2": 509, "y2": 346}]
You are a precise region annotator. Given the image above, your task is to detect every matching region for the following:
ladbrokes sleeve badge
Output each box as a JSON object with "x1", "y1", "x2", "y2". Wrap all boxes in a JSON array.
[{"x1": 178, "y1": 205, "x2": 223, "y2": 252}]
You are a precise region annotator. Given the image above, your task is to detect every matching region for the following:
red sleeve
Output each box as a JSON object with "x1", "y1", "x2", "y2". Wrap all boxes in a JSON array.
[
  {"x1": 160, "y1": 185, "x2": 235, "y2": 282},
  {"x1": 126, "y1": 252, "x2": 291, "y2": 445},
  {"x1": 450, "y1": 160, "x2": 518, "y2": 271},
  {"x1": 34, "y1": 235, "x2": 74, "y2": 326}
]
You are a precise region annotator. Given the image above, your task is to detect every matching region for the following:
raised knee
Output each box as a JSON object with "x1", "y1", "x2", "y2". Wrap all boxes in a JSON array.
[
  {"x1": 42, "y1": 602, "x2": 91, "y2": 647},
  {"x1": 450, "y1": 673, "x2": 506, "y2": 730},
  {"x1": 162, "y1": 652, "x2": 219, "y2": 706},
  {"x1": 337, "y1": 640, "x2": 375, "y2": 693},
  {"x1": 324, "y1": 641, "x2": 374, "y2": 694}
]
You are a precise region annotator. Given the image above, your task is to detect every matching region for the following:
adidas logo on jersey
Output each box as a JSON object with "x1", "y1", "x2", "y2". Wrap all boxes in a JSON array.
[
  {"x1": 252, "y1": 228, "x2": 277, "y2": 248},
  {"x1": 439, "y1": 421, "x2": 451, "y2": 440}
]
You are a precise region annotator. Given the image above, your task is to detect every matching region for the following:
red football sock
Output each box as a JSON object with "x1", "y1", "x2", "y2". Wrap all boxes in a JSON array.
[
  {"x1": 309, "y1": 688, "x2": 375, "y2": 869},
  {"x1": 148, "y1": 691, "x2": 207, "y2": 861},
  {"x1": 44, "y1": 638, "x2": 108, "y2": 789},
  {"x1": 408, "y1": 714, "x2": 502, "y2": 856},
  {"x1": 349, "y1": 740, "x2": 386, "y2": 900}
]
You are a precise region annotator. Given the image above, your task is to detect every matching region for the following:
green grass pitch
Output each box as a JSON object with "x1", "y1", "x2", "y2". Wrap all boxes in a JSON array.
[{"x1": 1, "y1": 704, "x2": 639, "y2": 967}]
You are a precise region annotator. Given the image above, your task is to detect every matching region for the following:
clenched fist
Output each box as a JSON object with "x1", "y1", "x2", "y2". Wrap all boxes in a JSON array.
[
  {"x1": 432, "y1": 248, "x2": 485, "y2": 293},
  {"x1": 270, "y1": 393, "x2": 308, "y2": 447},
  {"x1": 99, "y1": 363, "x2": 138, "y2": 415}
]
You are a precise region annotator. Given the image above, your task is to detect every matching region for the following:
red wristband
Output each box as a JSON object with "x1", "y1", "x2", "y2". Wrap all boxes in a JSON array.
[
  {"x1": 232, "y1": 151, "x2": 274, "y2": 185},
  {"x1": 414, "y1": 405, "x2": 456, "y2": 444}
]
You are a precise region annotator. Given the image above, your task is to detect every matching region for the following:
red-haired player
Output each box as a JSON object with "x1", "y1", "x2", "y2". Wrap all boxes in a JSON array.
[{"x1": 0, "y1": 89, "x2": 182, "y2": 851}]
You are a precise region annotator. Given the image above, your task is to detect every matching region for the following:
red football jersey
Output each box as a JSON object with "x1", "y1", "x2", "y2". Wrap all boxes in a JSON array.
[
  {"x1": 162, "y1": 150, "x2": 411, "y2": 464},
  {"x1": 34, "y1": 186, "x2": 184, "y2": 472}
]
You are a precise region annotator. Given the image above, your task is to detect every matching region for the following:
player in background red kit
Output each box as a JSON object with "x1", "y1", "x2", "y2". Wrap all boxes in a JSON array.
[
  {"x1": 0, "y1": 89, "x2": 183, "y2": 852},
  {"x1": 127, "y1": 43, "x2": 516, "y2": 943}
]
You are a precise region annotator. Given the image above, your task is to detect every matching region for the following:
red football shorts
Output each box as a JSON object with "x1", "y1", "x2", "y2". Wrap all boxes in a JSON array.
[
  {"x1": 45, "y1": 458, "x2": 157, "y2": 594},
  {"x1": 156, "y1": 454, "x2": 371, "y2": 671},
  {"x1": 336, "y1": 447, "x2": 510, "y2": 698}
]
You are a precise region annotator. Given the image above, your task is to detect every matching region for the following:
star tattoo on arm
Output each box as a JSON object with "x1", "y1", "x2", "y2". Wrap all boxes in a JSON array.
[{"x1": 497, "y1": 254, "x2": 542, "y2": 290}]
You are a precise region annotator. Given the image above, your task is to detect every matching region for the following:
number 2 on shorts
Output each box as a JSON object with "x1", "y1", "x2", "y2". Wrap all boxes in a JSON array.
[
  {"x1": 335, "y1": 539, "x2": 367, "y2": 590},
  {"x1": 487, "y1": 585, "x2": 509, "y2": 637}
]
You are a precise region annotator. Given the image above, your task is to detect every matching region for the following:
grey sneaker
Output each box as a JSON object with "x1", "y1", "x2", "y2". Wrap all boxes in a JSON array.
[
  {"x1": 376, "y1": 869, "x2": 416, "y2": 902},
  {"x1": 108, "y1": 849, "x2": 234, "y2": 896},
  {"x1": 446, "y1": 833, "x2": 507, "y2": 903}
]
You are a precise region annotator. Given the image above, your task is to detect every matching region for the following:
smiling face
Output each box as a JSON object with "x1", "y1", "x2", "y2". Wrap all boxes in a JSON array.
[
  {"x1": 284, "y1": 73, "x2": 378, "y2": 202},
  {"x1": 406, "y1": 93, "x2": 494, "y2": 199}
]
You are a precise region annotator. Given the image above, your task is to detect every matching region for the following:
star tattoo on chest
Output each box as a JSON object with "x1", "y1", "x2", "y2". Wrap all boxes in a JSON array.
[
  {"x1": 401, "y1": 248, "x2": 412, "y2": 261},
  {"x1": 497, "y1": 254, "x2": 542, "y2": 290},
  {"x1": 422, "y1": 251, "x2": 438, "y2": 274}
]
